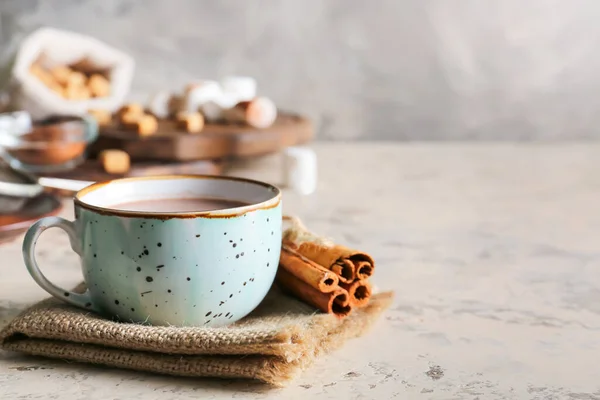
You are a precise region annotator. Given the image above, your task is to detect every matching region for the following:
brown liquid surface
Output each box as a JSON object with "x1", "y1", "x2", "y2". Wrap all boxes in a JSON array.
[{"x1": 111, "y1": 198, "x2": 248, "y2": 212}]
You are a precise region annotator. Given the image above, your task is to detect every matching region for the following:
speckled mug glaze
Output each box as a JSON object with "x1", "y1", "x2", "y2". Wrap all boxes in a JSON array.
[{"x1": 22, "y1": 175, "x2": 282, "y2": 327}]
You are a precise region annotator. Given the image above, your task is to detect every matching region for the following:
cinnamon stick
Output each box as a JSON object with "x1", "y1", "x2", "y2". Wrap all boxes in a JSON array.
[
  {"x1": 341, "y1": 279, "x2": 372, "y2": 308},
  {"x1": 283, "y1": 240, "x2": 374, "y2": 284},
  {"x1": 330, "y1": 259, "x2": 356, "y2": 283},
  {"x1": 355, "y1": 260, "x2": 374, "y2": 280},
  {"x1": 279, "y1": 247, "x2": 339, "y2": 293},
  {"x1": 276, "y1": 268, "x2": 352, "y2": 318}
]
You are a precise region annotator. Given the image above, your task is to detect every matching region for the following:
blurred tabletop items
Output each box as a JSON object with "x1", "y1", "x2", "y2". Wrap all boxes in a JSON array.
[
  {"x1": 0, "y1": 27, "x2": 316, "y2": 230},
  {"x1": 2, "y1": 143, "x2": 599, "y2": 397}
]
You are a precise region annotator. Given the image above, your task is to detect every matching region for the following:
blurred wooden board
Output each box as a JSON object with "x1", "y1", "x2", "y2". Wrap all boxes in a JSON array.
[
  {"x1": 89, "y1": 112, "x2": 313, "y2": 162},
  {"x1": 41, "y1": 158, "x2": 224, "y2": 183}
]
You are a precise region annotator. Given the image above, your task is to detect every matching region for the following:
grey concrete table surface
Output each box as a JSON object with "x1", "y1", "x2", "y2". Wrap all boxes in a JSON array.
[{"x1": 1, "y1": 143, "x2": 599, "y2": 399}]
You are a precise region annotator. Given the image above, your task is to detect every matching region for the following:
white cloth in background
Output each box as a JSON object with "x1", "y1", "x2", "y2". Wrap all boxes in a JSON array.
[{"x1": 4, "y1": 27, "x2": 134, "y2": 120}]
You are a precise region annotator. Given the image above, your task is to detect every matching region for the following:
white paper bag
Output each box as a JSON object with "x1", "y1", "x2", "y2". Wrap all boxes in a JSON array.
[{"x1": 4, "y1": 27, "x2": 135, "y2": 120}]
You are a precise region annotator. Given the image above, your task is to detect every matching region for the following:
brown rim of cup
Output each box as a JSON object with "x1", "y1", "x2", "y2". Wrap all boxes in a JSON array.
[{"x1": 73, "y1": 174, "x2": 281, "y2": 220}]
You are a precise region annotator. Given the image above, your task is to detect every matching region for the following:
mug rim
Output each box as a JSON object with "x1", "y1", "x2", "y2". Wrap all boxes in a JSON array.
[{"x1": 73, "y1": 174, "x2": 281, "y2": 219}]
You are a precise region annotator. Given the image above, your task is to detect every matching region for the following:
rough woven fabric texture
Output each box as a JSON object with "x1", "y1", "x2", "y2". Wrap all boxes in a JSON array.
[{"x1": 0, "y1": 284, "x2": 393, "y2": 386}]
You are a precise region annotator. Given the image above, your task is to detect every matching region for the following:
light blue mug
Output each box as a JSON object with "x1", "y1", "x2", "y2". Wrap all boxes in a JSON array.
[{"x1": 22, "y1": 175, "x2": 282, "y2": 327}]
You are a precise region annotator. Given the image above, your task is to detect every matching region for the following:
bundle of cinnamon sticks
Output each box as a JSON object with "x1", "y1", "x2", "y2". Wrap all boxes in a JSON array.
[{"x1": 276, "y1": 217, "x2": 375, "y2": 318}]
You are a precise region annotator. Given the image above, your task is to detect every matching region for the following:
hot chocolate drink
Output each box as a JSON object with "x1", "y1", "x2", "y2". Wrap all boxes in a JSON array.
[{"x1": 111, "y1": 198, "x2": 248, "y2": 212}]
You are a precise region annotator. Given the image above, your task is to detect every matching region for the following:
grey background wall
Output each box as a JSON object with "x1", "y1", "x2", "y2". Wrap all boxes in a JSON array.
[{"x1": 1, "y1": 0, "x2": 599, "y2": 141}]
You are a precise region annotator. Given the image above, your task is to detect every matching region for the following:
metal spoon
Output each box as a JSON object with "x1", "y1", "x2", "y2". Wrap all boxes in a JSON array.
[{"x1": 0, "y1": 165, "x2": 92, "y2": 213}]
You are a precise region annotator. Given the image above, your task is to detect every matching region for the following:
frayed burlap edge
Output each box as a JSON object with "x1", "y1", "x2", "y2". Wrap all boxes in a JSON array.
[
  {"x1": 0, "y1": 299, "x2": 324, "y2": 363},
  {"x1": 0, "y1": 292, "x2": 393, "y2": 386},
  {"x1": 0, "y1": 284, "x2": 356, "y2": 363}
]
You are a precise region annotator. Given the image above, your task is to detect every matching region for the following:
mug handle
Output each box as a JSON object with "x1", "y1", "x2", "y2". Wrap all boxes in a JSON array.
[{"x1": 22, "y1": 216, "x2": 96, "y2": 311}]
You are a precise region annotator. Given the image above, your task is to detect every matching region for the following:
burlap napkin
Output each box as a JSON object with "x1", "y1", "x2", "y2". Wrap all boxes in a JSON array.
[{"x1": 0, "y1": 283, "x2": 393, "y2": 386}]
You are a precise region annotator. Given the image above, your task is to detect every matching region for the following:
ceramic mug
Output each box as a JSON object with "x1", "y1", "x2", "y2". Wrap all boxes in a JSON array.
[{"x1": 22, "y1": 175, "x2": 282, "y2": 327}]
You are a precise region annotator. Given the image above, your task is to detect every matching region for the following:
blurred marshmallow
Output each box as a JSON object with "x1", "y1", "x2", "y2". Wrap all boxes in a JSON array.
[
  {"x1": 200, "y1": 101, "x2": 225, "y2": 122},
  {"x1": 200, "y1": 93, "x2": 240, "y2": 122},
  {"x1": 147, "y1": 91, "x2": 171, "y2": 119},
  {"x1": 282, "y1": 146, "x2": 317, "y2": 195},
  {"x1": 183, "y1": 80, "x2": 222, "y2": 113},
  {"x1": 220, "y1": 76, "x2": 257, "y2": 102},
  {"x1": 221, "y1": 97, "x2": 277, "y2": 129}
]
